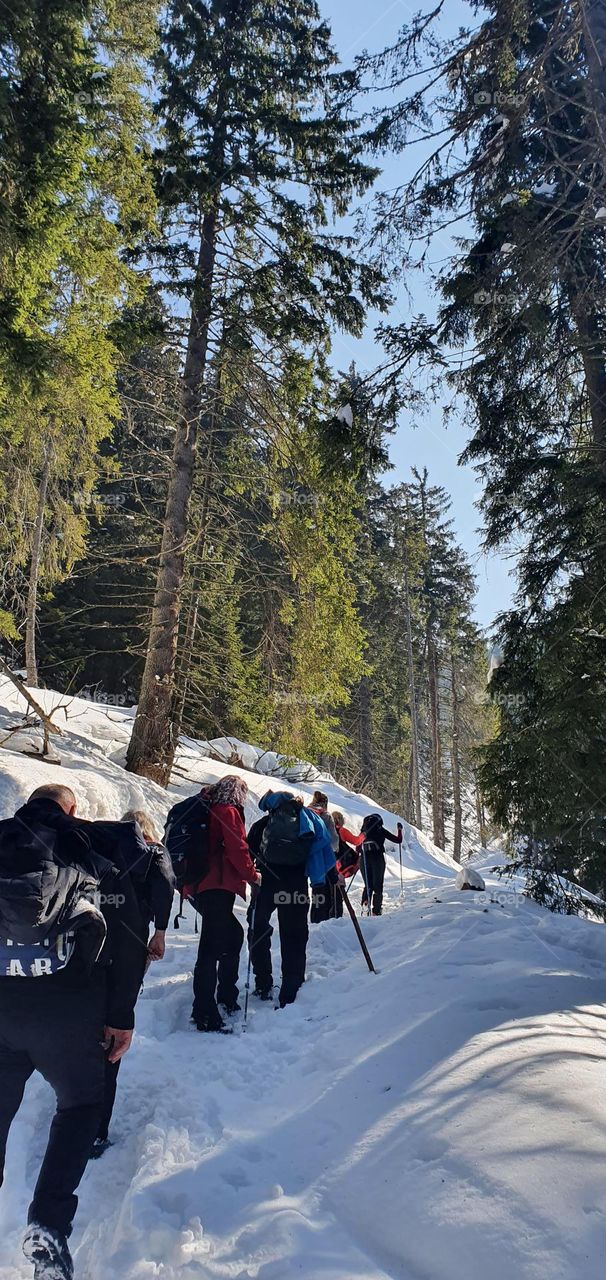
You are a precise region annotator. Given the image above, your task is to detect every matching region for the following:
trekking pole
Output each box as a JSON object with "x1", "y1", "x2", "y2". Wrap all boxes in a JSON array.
[
  {"x1": 340, "y1": 884, "x2": 376, "y2": 973},
  {"x1": 361, "y1": 845, "x2": 371, "y2": 916},
  {"x1": 243, "y1": 893, "x2": 258, "y2": 1030}
]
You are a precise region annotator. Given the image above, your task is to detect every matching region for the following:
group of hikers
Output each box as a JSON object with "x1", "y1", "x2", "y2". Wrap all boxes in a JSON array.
[{"x1": 0, "y1": 777, "x2": 402, "y2": 1279}]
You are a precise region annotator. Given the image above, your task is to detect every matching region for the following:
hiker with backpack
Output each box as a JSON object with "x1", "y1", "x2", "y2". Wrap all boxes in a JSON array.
[
  {"x1": 92, "y1": 808, "x2": 175, "y2": 1158},
  {"x1": 359, "y1": 813, "x2": 403, "y2": 916},
  {"x1": 308, "y1": 791, "x2": 341, "y2": 923},
  {"x1": 246, "y1": 790, "x2": 335, "y2": 1006},
  {"x1": 329, "y1": 811, "x2": 363, "y2": 918},
  {"x1": 0, "y1": 783, "x2": 143, "y2": 1280},
  {"x1": 165, "y1": 776, "x2": 260, "y2": 1034}
]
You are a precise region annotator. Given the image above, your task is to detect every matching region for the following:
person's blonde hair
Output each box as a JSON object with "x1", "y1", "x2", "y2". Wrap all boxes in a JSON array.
[
  {"x1": 122, "y1": 808, "x2": 160, "y2": 844},
  {"x1": 332, "y1": 810, "x2": 345, "y2": 827}
]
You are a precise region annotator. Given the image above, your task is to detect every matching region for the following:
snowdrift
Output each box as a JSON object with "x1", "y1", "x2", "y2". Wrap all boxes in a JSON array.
[{"x1": 1, "y1": 679, "x2": 606, "y2": 1280}]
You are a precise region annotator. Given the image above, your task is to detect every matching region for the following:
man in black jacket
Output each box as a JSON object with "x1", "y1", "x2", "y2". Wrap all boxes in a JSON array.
[{"x1": 0, "y1": 783, "x2": 144, "y2": 1280}]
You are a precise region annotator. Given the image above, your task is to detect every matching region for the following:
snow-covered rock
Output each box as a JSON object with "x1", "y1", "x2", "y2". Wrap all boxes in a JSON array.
[{"x1": 456, "y1": 864, "x2": 486, "y2": 891}]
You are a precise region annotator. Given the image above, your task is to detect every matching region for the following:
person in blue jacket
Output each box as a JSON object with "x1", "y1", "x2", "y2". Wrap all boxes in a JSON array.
[{"x1": 247, "y1": 790, "x2": 335, "y2": 1007}]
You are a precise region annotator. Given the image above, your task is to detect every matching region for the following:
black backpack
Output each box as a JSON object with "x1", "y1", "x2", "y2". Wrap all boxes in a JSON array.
[
  {"x1": 0, "y1": 817, "x2": 103, "y2": 978},
  {"x1": 164, "y1": 794, "x2": 211, "y2": 891},
  {"x1": 260, "y1": 800, "x2": 314, "y2": 867}
]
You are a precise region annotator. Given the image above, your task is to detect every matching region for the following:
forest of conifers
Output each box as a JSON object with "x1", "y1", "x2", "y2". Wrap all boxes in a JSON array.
[{"x1": 1, "y1": 0, "x2": 605, "y2": 894}]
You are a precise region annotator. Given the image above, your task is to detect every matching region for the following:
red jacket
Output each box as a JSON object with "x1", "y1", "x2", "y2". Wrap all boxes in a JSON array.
[
  {"x1": 339, "y1": 826, "x2": 365, "y2": 848},
  {"x1": 186, "y1": 803, "x2": 258, "y2": 900}
]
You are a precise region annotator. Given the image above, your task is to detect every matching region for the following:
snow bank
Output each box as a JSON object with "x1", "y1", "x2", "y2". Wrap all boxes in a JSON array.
[{"x1": 1, "y1": 680, "x2": 606, "y2": 1280}]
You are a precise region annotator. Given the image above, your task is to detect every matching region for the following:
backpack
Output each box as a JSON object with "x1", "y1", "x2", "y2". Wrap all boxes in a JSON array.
[
  {"x1": 337, "y1": 836, "x2": 358, "y2": 874},
  {"x1": 260, "y1": 800, "x2": 314, "y2": 867},
  {"x1": 0, "y1": 817, "x2": 103, "y2": 978},
  {"x1": 164, "y1": 794, "x2": 211, "y2": 891}
]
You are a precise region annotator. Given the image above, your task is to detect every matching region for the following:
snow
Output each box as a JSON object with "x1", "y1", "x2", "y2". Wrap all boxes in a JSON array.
[
  {"x1": 456, "y1": 865, "x2": 486, "y2": 891},
  {"x1": 1, "y1": 679, "x2": 606, "y2": 1279},
  {"x1": 335, "y1": 403, "x2": 354, "y2": 428}
]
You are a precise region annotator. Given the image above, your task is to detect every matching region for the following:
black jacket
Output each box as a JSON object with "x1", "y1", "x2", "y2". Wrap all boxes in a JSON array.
[
  {"x1": 361, "y1": 814, "x2": 400, "y2": 855},
  {"x1": 137, "y1": 841, "x2": 175, "y2": 932},
  {"x1": 0, "y1": 799, "x2": 144, "y2": 1029}
]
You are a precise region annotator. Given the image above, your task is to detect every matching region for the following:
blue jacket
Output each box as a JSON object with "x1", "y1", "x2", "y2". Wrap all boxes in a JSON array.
[{"x1": 258, "y1": 792, "x2": 336, "y2": 884}]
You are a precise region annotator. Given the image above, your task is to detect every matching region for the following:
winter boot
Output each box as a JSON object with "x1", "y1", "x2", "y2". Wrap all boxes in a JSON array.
[
  {"x1": 253, "y1": 986, "x2": 273, "y2": 1002},
  {"x1": 220, "y1": 1001, "x2": 242, "y2": 1015},
  {"x1": 90, "y1": 1136, "x2": 113, "y2": 1160},
  {"x1": 23, "y1": 1225, "x2": 74, "y2": 1280},
  {"x1": 195, "y1": 1014, "x2": 233, "y2": 1035}
]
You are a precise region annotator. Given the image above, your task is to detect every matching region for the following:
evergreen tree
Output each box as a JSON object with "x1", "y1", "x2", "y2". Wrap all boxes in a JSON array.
[
  {"x1": 126, "y1": 0, "x2": 385, "y2": 783},
  {"x1": 365, "y1": 0, "x2": 606, "y2": 890}
]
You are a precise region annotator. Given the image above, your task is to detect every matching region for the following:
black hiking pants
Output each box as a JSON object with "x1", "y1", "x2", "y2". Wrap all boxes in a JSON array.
[
  {"x1": 0, "y1": 972, "x2": 106, "y2": 1237},
  {"x1": 311, "y1": 879, "x2": 342, "y2": 922},
  {"x1": 248, "y1": 866, "x2": 309, "y2": 1006},
  {"x1": 361, "y1": 849, "x2": 386, "y2": 915},
  {"x1": 192, "y1": 889, "x2": 244, "y2": 1024}
]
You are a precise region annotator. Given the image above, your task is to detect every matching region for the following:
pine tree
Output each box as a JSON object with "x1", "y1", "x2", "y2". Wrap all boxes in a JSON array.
[
  {"x1": 0, "y1": 0, "x2": 159, "y2": 675},
  {"x1": 365, "y1": 0, "x2": 606, "y2": 889},
  {"x1": 126, "y1": 0, "x2": 384, "y2": 783}
]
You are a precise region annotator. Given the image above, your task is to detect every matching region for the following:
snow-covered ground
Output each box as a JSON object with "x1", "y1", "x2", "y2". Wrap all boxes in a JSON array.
[{"x1": 1, "y1": 681, "x2": 606, "y2": 1279}]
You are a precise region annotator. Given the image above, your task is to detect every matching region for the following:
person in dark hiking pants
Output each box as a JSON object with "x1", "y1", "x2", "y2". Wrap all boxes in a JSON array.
[
  {"x1": 247, "y1": 790, "x2": 335, "y2": 1007},
  {"x1": 184, "y1": 776, "x2": 260, "y2": 1034},
  {"x1": 359, "y1": 813, "x2": 403, "y2": 916},
  {"x1": 308, "y1": 791, "x2": 341, "y2": 924},
  {"x1": 0, "y1": 783, "x2": 142, "y2": 1280},
  {"x1": 92, "y1": 808, "x2": 175, "y2": 1158}
]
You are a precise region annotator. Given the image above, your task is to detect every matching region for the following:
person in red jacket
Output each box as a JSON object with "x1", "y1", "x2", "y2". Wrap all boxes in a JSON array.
[{"x1": 186, "y1": 776, "x2": 260, "y2": 1033}]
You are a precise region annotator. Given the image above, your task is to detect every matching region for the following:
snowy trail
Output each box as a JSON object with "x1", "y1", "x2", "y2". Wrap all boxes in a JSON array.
[
  {"x1": 3, "y1": 875, "x2": 606, "y2": 1280},
  {"x1": 1, "y1": 684, "x2": 606, "y2": 1278}
]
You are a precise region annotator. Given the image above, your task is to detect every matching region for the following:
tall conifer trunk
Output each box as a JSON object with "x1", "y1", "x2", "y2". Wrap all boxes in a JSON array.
[
  {"x1": 126, "y1": 203, "x2": 220, "y2": 783},
  {"x1": 450, "y1": 647, "x2": 463, "y2": 863},
  {"x1": 25, "y1": 445, "x2": 51, "y2": 687},
  {"x1": 403, "y1": 558, "x2": 422, "y2": 829},
  {"x1": 427, "y1": 624, "x2": 445, "y2": 849}
]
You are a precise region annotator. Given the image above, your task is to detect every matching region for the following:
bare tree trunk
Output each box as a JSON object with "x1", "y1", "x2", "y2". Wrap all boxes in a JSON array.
[
  {"x1": 357, "y1": 675, "x2": 374, "y2": 792},
  {"x1": 403, "y1": 558, "x2": 423, "y2": 829},
  {"x1": 475, "y1": 772, "x2": 487, "y2": 848},
  {"x1": 126, "y1": 202, "x2": 220, "y2": 784},
  {"x1": 570, "y1": 299, "x2": 606, "y2": 471},
  {"x1": 25, "y1": 447, "x2": 52, "y2": 686},
  {"x1": 172, "y1": 429, "x2": 215, "y2": 740},
  {"x1": 427, "y1": 624, "x2": 445, "y2": 849},
  {"x1": 580, "y1": 0, "x2": 606, "y2": 175},
  {"x1": 450, "y1": 647, "x2": 463, "y2": 863}
]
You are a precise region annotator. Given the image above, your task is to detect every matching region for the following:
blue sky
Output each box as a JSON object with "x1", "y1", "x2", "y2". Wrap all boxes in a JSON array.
[{"x1": 322, "y1": 0, "x2": 515, "y2": 632}]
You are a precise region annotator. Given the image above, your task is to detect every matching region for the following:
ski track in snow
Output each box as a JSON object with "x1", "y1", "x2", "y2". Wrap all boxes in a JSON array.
[{"x1": 0, "y1": 684, "x2": 606, "y2": 1277}]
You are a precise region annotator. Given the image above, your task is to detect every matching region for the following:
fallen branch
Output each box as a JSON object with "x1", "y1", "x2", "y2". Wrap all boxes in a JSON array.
[{"x1": 0, "y1": 659, "x2": 63, "y2": 757}]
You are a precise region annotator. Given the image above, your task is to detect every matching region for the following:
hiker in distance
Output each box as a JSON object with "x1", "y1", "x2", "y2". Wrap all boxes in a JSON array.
[
  {"x1": 0, "y1": 783, "x2": 142, "y2": 1280},
  {"x1": 165, "y1": 776, "x2": 260, "y2": 1034},
  {"x1": 93, "y1": 807, "x2": 175, "y2": 1158},
  {"x1": 330, "y1": 811, "x2": 362, "y2": 918},
  {"x1": 308, "y1": 790, "x2": 342, "y2": 923},
  {"x1": 247, "y1": 790, "x2": 335, "y2": 1007},
  {"x1": 360, "y1": 813, "x2": 403, "y2": 916}
]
